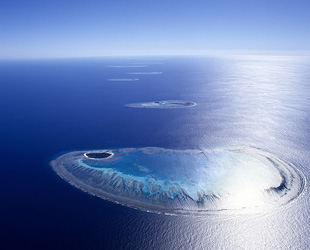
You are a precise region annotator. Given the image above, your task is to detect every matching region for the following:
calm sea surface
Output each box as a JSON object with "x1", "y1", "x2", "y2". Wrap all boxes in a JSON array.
[{"x1": 1, "y1": 55, "x2": 310, "y2": 249}]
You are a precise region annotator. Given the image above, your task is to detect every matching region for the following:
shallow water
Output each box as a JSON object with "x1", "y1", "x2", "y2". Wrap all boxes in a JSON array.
[{"x1": 1, "y1": 55, "x2": 310, "y2": 249}]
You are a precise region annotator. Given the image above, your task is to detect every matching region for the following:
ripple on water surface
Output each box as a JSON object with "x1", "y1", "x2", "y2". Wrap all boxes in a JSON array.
[{"x1": 51, "y1": 146, "x2": 304, "y2": 215}]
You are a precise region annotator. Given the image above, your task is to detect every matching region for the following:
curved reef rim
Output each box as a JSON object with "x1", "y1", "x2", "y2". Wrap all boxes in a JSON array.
[{"x1": 51, "y1": 146, "x2": 305, "y2": 216}]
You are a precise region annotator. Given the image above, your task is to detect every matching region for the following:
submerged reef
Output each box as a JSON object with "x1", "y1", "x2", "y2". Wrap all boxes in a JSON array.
[
  {"x1": 51, "y1": 146, "x2": 304, "y2": 215},
  {"x1": 125, "y1": 100, "x2": 196, "y2": 109},
  {"x1": 127, "y1": 72, "x2": 162, "y2": 75},
  {"x1": 108, "y1": 78, "x2": 139, "y2": 81}
]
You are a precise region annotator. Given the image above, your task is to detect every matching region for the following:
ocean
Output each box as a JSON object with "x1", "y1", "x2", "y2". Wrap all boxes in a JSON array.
[{"x1": 1, "y1": 55, "x2": 310, "y2": 249}]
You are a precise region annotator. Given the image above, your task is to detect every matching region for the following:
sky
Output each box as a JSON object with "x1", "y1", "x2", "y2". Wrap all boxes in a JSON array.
[{"x1": 1, "y1": 0, "x2": 310, "y2": 58}]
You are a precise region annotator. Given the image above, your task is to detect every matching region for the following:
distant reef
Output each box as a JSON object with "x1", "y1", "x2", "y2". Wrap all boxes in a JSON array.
[{"x1": 125, "y1": 100, "x2": 196, "y2": 109}]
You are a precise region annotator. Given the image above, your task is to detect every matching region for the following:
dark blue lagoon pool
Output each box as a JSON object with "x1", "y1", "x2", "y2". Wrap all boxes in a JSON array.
[{"x1": 1, "y1": 55, "x2": 310, "y2": 249}]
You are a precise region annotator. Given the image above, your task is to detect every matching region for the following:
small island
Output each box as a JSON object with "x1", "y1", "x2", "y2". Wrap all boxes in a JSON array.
[
  {"x1": 125, "y1": 100, "x2": 196, "y2": 109},
  {"x1": 84, "y1": 151, "x2": 114, "y2": 159}
]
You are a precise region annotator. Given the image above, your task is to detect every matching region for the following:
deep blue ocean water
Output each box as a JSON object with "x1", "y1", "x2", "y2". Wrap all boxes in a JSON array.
[{"x1": 1, "y1": 55, "x2": 310, "y2": 249}]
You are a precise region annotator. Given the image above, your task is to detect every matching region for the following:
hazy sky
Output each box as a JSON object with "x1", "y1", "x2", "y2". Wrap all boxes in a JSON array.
[{"x1": 1, "y1": 0, "x2": 310, "y2": 58}]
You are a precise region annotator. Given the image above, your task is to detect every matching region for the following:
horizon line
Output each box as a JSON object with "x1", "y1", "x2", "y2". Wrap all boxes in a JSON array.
[{"x1": 1, "y1": 49, "x2": 310, "y2": 60}]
